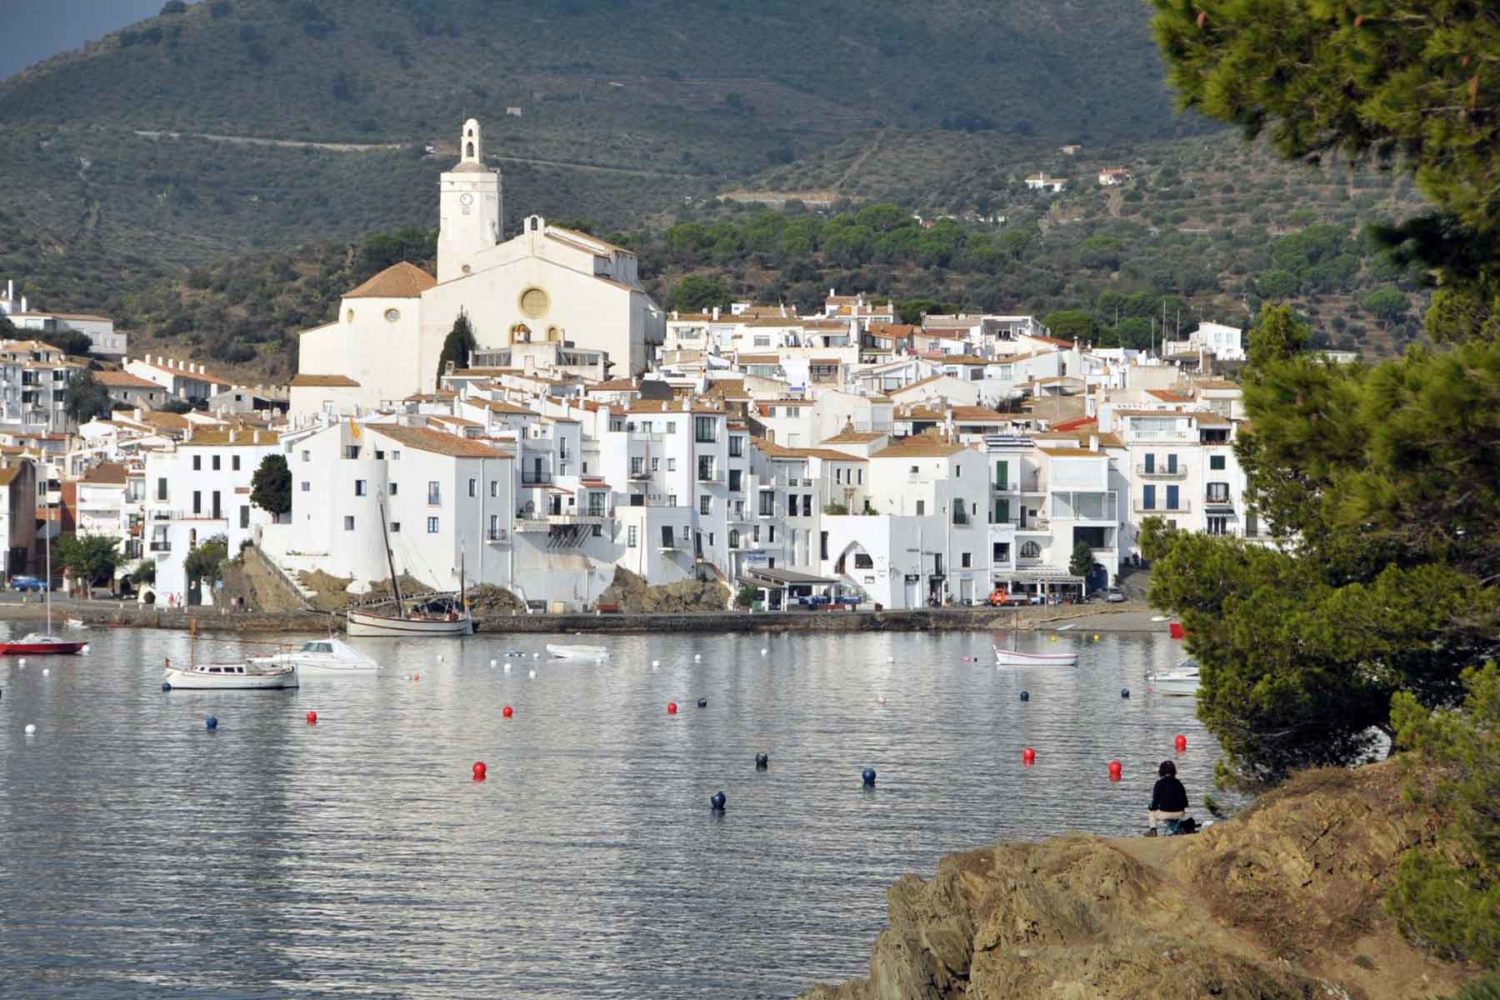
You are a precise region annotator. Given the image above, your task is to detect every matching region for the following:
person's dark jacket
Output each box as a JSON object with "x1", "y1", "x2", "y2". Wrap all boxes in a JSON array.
[{"x1": 1150, "y1": 776, "x2": 1188, "y2": 813}]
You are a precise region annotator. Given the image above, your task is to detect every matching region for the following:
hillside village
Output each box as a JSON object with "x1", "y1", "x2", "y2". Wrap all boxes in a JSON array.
[{"x1": 0, "y1": 121, "x2": 1293, "y2": 614}]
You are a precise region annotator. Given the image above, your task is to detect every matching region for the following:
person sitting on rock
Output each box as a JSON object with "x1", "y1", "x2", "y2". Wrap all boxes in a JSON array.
[{"x1": 1148, "y1": 760, "x2": 1189, "y2": 835}]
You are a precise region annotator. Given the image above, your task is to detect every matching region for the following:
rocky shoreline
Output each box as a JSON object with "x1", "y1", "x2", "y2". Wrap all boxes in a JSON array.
[
  {"x1": 0, "y1": 600, "x2": 1166, "y2": 636},
  {"x1": 801, "y1": 764, "x2": 1475, "y2": 1000}
]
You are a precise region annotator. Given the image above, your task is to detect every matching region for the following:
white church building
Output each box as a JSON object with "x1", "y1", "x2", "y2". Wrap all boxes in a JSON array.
[{"x1": 293, "y1": 119, "x2": 664, "y2": 419}]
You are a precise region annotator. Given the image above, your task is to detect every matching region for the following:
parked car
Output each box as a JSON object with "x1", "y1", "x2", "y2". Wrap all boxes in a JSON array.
[
  {"x1": 1104, "y1": 587, "x2": 1128, "y2": 603},
  {"x1": 10, "y1": 575, "x2": 47, "y2": 592}
]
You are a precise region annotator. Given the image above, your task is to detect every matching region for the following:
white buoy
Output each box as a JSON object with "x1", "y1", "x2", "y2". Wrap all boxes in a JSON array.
[
  {"x1": 651, "y1": 659, "x2": 660, "y2": 668},
  {"x1": 42, "y1": 668, "x2": 49, "y2": 676},
  {"x1": 81, "y1": 645, "x2": 90, "y2": 654},
  {"x1": 532, "y1": 652, "x2": 539, "y2": 659},
  {"x1": 503, "y1": 663, "x2": 512, "y2": 673},
  {"x1": 24, "y1": 723, "x2": 36, "y2": 734},
  {"x1": 18, "y1": 658, "x2": 26, "y2": 667},
  {"x1": 437, "y1": 655, "x2": 445, "y2": 663},
  {"x1": 760, "y1": 648, "x2": 768, "y2": 656},
  {"x1": 490, "y1": 659, "x2": 498, "y2": 667},
  {"x1": 528, "y1": 669, "x2": 536, "y2": 679},
  {"x1": 877, "y1": 694, "x2": 887, "y2": 705},
  {"x1": 887, "y1": 656, "x2": 895, "y2": 663},
  {"x1": 693, "y1": 653, "x2": 701, "y2": 662}
]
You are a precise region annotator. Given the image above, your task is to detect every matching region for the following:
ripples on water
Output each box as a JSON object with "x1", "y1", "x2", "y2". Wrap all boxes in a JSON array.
[{"x1": 0, "y1": 626, "x2": 1219, "y2": 998}]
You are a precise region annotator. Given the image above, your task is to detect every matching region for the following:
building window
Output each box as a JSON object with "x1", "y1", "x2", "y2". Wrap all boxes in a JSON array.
[
  {"x1": 344, "y1": 446, "x2": 360, "y2": 460},
  {"x1": 729, "y1": 529, "x2": 740, "y2": 549},
  {"x1": 232, "y1": 455, "x2": 240, "y2": 472},
  {"x1": 768, "y1": 525, "x2": 776, "y2": 543},
  {"x1": 192, "y1": 490, "x2": 201, "y2": 515},
  {"x1": 1020, "y1": 540, "x2": 1041, "y2": 559},
  {"x1": 489, "y1": 481, "x2": 497, "y2": 498},
  {"x1": 390, "y1": 522, "x2": 401, "y2": 533},
  {"x1": 631, "y1": 457, "x2": 644, "y2": 476},
  {"x1": 192, "y1": 455, "x2": 201, "y2": 471},
  {"x1": 392, "y1": 450, "x2": 401, "y2": 461},
  {"x1": 916, "y1": 500, "x2": 925, "y2": 516},
  {"x1": 157, "y1": 477, "x2": 168, "y2": 501},
  {"x1": 1207, "y1": 515, "x2": 1229, "y2": 536},
  {"x1": 820, "y1": 531, "x2": 829, "y2": 560},
  {"x1": 355, "y1": 480, "x2": 367, "y2": 496},
  {"x1": 300, "y1": 481, "x2": 310, "y2": 492},
  {"x1": 239, "y1": 506, "x2": 250, "y2": 529},
  {"x1": 694, "y1": 416, "x2": 717, "y2": 443},
  {"x1": 728, "y1": 469, "x2": 742, "y2": 492},
  {"x1": 301, "y1": 450, "x2": 310, "y2": 463},
  {"x1": 1142, "y1": 485, "x2": 1156, "y2": 511},
  {"x1": 651, "y1": 457, "x2": 660, "y2": 472},
  {"x1": 427, "y1": 517, "x2": 439, "y2": 534},
  {"x1": 468, "y1": 478, "x2": 477, "y2": 498},
  {"x1": 390, "y1": 482, "x2": 399, "y2": 496},
  {"x1": 698, "y1": 456, "x2": 714, "y2": 481},
  {"x1": 212, "y1": 455, "x2": 221, "y2": 471},
  {"x1": 427, "y1": 481, "x2": 441, "y2": 505},
  {"x1": 1166, "y1": 485, "x2": 1180, "y2": 510},
  {"x1": 667, "y1": 458, "x2": 676, "y2": 472},
  {"x1": 344, "y1": 516, "x2": 355, "y2": 531},
  {"x1": 628, "y1": 525, "x2": 638, "y2": 547},
  {"x1": 699, "y1": 495, "x2": 711, "y2": 515},
  {"x1": 1210, "y1": 454, "x2": 1226, "y2": 471},
  {"x1": 666, "y1": 421, "x2": 676, "y2": 434},
  {"x1": 729, "y1": 436, "x2": 744, "y2": 458},
  {"x1": 1206, "y1": 482, "x2": 1230, "y2": 503},
  {"x1": 759, "y1": 492, "x2": 774, "y2": 516},
  {"x1": 961, "y1": 552, "x2": 972, "y2": 569}
]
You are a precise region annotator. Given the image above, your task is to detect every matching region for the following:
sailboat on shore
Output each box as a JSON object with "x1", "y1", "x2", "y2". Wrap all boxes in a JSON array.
[
  {"x1": 1, "y1": 521, "x2": 85, "y2": 655},
  {"x1": 346, "y1": 497, "x2": 473, "y2": 638}
]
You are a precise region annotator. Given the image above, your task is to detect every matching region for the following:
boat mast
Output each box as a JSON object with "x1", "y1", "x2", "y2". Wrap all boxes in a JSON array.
[
  {"x1": 378, "y1": 494, "x2": 406, "y2": 619},
  {"x1": 43, "y1": 516, "x2": 52, "y2": 637},
  {"x1": 459, "y1": 546, "x2": 466, "y2": 615}
]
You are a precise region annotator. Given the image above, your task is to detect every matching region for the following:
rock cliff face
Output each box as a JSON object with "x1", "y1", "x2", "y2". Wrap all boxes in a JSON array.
[{"x1": 804, "y1": 765, "x2": 1472, "y2": 1000}]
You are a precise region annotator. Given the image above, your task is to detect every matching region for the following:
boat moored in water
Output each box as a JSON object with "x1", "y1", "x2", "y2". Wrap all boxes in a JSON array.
[
  {"x1": 347, "y1": 606, "x2": 473, "y2": 637},
  {"x1": 1148, "y1": 658, "x2": 1201, "y2": 696},
  {"x1": 250, "y1": 637, "x2": 378, "y2": 673},
  {"x1": 0, "y1": 633, "x2": 86, "y2": 656},
  {"x1": 546, "y1": 643, "x2": 609, "y2": 661},
  {"x1": 993, "y1": 647, "x2": 1078, "y2": 667},
  {"x1": 163, "y1": 657, "x2": 299, "y2": 690}
]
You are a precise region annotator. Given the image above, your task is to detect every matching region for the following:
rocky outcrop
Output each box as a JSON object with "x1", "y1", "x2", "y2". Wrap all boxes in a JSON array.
[
  {"x1": 596, "y1": 567, "x2": 729, "y2": 614},
  {"x1": 804, "y1": 765, "x2": 1474, "y2": 1000}
]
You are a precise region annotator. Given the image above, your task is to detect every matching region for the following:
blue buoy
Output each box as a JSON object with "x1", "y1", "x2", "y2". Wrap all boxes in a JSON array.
[
  {"x1": 755, "y1": 752, "x2": 769, "y2": 770},
  {"x1": 1019, "y1": 690, "x2": 1030, "y2": 702},
  {"x1": 205, "y1": 715, "x2": 218, "y2": 731},
  {"x1": 697, "y1": 697, "x2": 708, "y2": 708},
  {"x1": 161, "y1": 681, "x2": 172, "y2": 692},
  {"x1": 862, "y1": 767, "x2": 877, "y2": 787},
  {"x1": 710, "y1": 791, "x2": 726, "y2": 811},
  {"x1": 1121, "y1": 687, "x2": 1131, "y2": 699}
]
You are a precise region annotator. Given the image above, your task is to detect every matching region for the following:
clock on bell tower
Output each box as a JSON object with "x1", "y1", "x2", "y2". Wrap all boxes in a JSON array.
[{"x1": 437, "y1": 118, "x2": 503, "y2": 283}]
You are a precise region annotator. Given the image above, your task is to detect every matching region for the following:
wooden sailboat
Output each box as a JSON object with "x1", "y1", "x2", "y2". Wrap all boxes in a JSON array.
[
  {"x1": 1, "y1": 520, "x2": 84, "y2": 655},
  {"x1": 346, "y1": 497, "x2": 473, "y2": 637}
]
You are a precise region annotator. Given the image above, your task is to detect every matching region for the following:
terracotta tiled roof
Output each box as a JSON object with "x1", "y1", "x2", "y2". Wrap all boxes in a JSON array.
[
  {"x1": 0, "y1": 465, "x2": 24, "y2": 487},
  {"x1": 874, "y1": 434, "x2": 968, "y2": 458},
  {"x1": 950, "y1": 406, "x2": 1009, "y2": 422},
  {"x1": 345, "y1": 262, "x2": 436, "y2": 299},
  {"x1": 94, "y1": 370, "x2": 161, "y2": 390},
  {"x1": 182, "y1": 428, "x2": 280, "y2": 447},
  {"x1": 290, "y1": 374, "x2": 361, "y2": 388},
  {"x1": 81, "y1": 462, "x2": 128, "y2": 484},
  {"x1": 821, "y1": 429, "x2": 886, "y2": 443},
  {"x1": 368, "y1": 424, "x2": 513, "y2": 459}
]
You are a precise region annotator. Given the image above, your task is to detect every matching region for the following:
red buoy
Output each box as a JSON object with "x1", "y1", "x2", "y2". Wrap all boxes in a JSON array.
[
  {"x1": 667, "y1": 701, "x2": 678, "y2": 715},
  {"x1": 305, "y1": 711, "x2": 317, "y2": 725},
  {"x1": 1022, "y1": 746, "x2": 1036, "y2": 766},
  {"x1": 1108, "y1": 759, "x2": 1123, "y2": 782},
  {"x1": 503, "y1": 705, "x2": 514, "y2": 719},
  {"x1": 472, "y1": 761, "x2": 487, "y2": 781},
  {"x1": 1174, "y1": 734, "x2": 1187, "y2": 752}
]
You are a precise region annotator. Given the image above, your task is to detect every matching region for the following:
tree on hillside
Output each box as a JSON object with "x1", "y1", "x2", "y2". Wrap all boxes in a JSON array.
[
  {"x1": 55, "y1": 534, "x2": 119, "y2": 592},
  {"x1": 1142, "y1": 3, "x2": 1500, "y2": 789},
  {"x1": 436, "y1": 310, "x2": 475, "y2": 388},
  {"x1": 42, "y1": 329, "x2": 94, "y2": 357},
  {"x1": 250, "y1": 453, "x2": 292, "y2": 519},
  {"x1": 671, "y1": 275, "x2": 730, "y2": 313},
  {"x1": 1388, "y1": 663, "x2": 1500, "y2": 967},
  {"x1": 0, "y1": 312, "x2": 15, "y2": 336},
  {"x1": 64, "y1": 371, "x2": 114, "y2": 424}
]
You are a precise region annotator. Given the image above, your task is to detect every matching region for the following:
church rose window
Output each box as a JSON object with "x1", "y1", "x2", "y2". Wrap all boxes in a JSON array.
[{"x1": 520, "y1": 287, "x2": 550, "y2": 319}]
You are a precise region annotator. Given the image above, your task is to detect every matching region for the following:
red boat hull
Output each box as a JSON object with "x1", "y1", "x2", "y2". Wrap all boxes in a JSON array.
[{"x1": 0, "y1": 641, "x2": 85, "y2": 655}]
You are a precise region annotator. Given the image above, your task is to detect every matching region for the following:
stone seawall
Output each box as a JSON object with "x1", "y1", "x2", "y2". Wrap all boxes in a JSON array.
[{"x1": 0, "y1": 601, "x2": 1157, "y2": 636}]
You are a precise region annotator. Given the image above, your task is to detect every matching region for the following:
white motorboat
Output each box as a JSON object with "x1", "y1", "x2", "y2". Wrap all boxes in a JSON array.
[
  {"x1": 163, "y1": 657, "x2": 299, "y2": 690},
  {"x1": 250, "y1": 637, "x2": 379, "y2": 674},
  {"x1": 994, "y1": 647, "x2": 1078, "y2": 667},
  {"x1": 1149, "y1": 658, "x2": 1201, "y2": 696},
  {"x1": 546, "y1": 643, "x2": 609, "y2": 661}
]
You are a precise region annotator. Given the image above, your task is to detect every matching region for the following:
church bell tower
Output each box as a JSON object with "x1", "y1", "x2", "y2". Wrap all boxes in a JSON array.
[{"x1": 437, "y1": 118, "x2": 503, "y2": 283}]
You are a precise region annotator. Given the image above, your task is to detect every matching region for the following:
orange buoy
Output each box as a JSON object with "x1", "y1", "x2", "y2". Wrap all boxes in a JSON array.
[
  {"x1": 1108, "y1": 759, "x2": 1123, "y2": 782},
  {"x1": 1174, "y1": 734, "x2": 1187, "y2": 752},
  {"x1": 472, "y1": 761, "x2": 487, "y2": 781},
  {"x1": 305, "y1": 711, "x2": 317, "y2": 725},
  {"x1": 667, "y1": 701, "x2": 678, "y2": 715},
  {"x1": 1022, "y1": 746, "x2": 1036, "y2": 766},
  {"x1": 503, "y1": 705, "x2": 514, "y2": 719}
]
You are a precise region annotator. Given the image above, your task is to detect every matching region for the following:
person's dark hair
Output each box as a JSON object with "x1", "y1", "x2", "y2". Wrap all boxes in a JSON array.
[{"x1": 1158, "y1": 760, "x2": 1177, "y2": 777}]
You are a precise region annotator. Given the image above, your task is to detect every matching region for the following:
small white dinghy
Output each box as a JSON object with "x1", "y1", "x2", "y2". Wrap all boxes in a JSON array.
[
  {"x1": 250, "y1": 637, "x2": 378, "y2": 674},
  {"x1": 163, "y1": 657, "x2": 299, "y2": 690},
  {"x1": 1148, "y1": 658, "x2": 1201, "y2": 696},
  {"x1": 994, "y1": 647, "x2": 1078, "y2": 667},
  {"x1": 546, "y1": 643, "x2": 609, "y2": 661}
]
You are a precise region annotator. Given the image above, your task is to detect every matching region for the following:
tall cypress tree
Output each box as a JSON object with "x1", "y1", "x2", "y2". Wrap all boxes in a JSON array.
[{"x1": 436, "y1": 310, "x2": 476, "y2": 388}]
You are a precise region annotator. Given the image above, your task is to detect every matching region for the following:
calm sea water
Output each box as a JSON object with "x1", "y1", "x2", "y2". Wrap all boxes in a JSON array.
[{"x1": 0, "y1": 625, "x2": 1216, "y2": 998}]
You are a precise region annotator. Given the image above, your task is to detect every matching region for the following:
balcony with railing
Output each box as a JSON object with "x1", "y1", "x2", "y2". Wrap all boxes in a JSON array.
[
  {"x1": 1133, "y1": 498, "x2": 1192, "y2": 513},
  {"x1": 1135, "y1": 463, "x2": 1188, "y2": 479},
  {"x1": 1204, "y1": 490, "x2": 1234, "y2": 507},
  {"x1": 486, "y1": 527, "x2": 510, "y2": 544},
  {"x1": 149, "y1": 540, "x2": 172, "y2": 553}
]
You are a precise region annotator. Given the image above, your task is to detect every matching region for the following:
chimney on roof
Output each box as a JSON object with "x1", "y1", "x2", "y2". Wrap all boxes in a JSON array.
[
  {"x1": 253, "y1": 430, "x2": 261, "y2": 444},
  {"x1": 229, "y1": 428, "x2": 237, "y2": 444},
  {"x1": 1088, "y1": 434, "x2": 1099, "y2": 452},
  {"x1": 711, "y1": 306, "x2": 720, "y2": 322}
]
